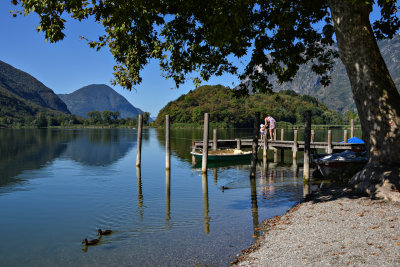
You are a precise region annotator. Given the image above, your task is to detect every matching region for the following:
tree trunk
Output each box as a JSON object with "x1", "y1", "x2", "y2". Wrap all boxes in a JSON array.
[{"x1": 328, "y1": 0, "x2": 400, "y2": 201}]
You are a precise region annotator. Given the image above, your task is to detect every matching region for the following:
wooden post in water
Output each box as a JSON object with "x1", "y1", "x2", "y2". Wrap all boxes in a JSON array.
[
  {"x1": 303, "y1": 110, "x2": 311, "y2": 182},
  {"x1": 263, "y1": 136, "x2": 267, "y2": 159},
  {"x1": 344, "y1": 130, "x2": 348, "y2": 143},
  {"x1": 212, "y1": 129, "x2": 217, "y2": 151},
  {"x1": 292, "y1": 130, "x2": 298, "y2": 160},
  {"x1": 311, "y1": 130, "x2": 315, "y2": 143},
  {"x1": 273, "y1": 148, "x2": 278, "y2": 163},
  {"x1": 280, "y1": 128, "x2": 284, "y2": 162},
  {"x1": 136, "y1": 114, "x2": 143, "y2": 167},
  {"x1": 351, "y1": 119, "x2": 354, "y2": 138},
  {"x1": 166, "y1": 115, "x2": 170, "y2": 170},
  {"x1": 191, "y1": 140, "x2": 196, "y2": 166},
  {"x1": 327, "y1": 130, "x2": 332, "y2": 154},
  {"x1": 250, "y1": 112, "x2": 260, "y2": 177},
  {"x1": 201, "y1": 113, "x2": 209, "y2": 174}
]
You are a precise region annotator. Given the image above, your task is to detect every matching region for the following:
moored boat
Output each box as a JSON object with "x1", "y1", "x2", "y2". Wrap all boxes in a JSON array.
[
  {"x1": 190, "y1": 149, "x2": 252, "y2": 161},
  {"x1": 313, "y1": 150, "x2": 368, "y2": 182}
]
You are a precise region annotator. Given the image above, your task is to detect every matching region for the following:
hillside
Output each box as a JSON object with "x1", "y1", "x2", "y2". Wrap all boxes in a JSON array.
[
  {"x1": 0, "y1": 60, "x2": 70, "y2": 113},
  {"x1": 0, "y1": 86, "x2": 66, "y2": 122},
  {"x1": 58, "y1": 84, "x2": 143, "y2": 118},
  {"x1": 241, "y1": 34, "x2": 400, "y2": 113},
  {"x1": 155, "y1": 85, "x2": 340, "y2": 127}
]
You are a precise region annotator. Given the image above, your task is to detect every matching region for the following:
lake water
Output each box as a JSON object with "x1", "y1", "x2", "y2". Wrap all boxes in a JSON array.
[{"x1": 0, "y1": 128, "x2": 359, "y2": 266}]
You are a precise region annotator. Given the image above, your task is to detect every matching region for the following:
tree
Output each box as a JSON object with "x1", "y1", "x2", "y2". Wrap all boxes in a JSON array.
[
  {"x1": 101, "y1": 110, "x2": 113, "y2": 124},
  {"x1": 111, "y1": 111, "x2": 120, "y2": 122},
  {"x1": 14, "y1": 0, "x2": 400, "y2": 200},
  {"x1": 143, "y1": 112, "x2": 151, "y2": 125}
]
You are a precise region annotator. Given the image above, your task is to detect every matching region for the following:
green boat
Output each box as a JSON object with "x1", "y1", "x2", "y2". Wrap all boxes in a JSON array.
[{"x1": 190, "y1": 149, "x2": 252, "y2": 161}]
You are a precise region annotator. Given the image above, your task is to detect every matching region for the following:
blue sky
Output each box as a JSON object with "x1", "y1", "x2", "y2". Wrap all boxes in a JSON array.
[{"x1": 0, "y1": 1, "x2": 241, "y2": 117}]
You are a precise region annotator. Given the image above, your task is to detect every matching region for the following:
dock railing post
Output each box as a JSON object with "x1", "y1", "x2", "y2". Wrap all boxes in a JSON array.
[
  {"x1": 311, "y1": 130, "x2": 315, "y2": 143},
  {"x1": 201, "y1": 113, "x2": 209, "y2": 174},
  {"x1": 292, "y1": 130, "x2": 298, "y2": 161},
  {"x1": 351, "y1": 119, "x2": 354, "y2": 138},
  {"x1": 327, "y1": 130, "x2": 332, "y2": 154},
  {"x1": 136, "y1": 114, "x2": 143, "y2": 167},
  {"x1": 344, "y1": 130, "x2": 348, "y2": 143},
  {"x1": 236, "y1": 138, "x2": 241, "y2": 150},
  {"x1": 250, "y1": 112, "x2": 260, "y2": 177},
  {"x1": 166, "y1": 115, "x2": 170, "y2": 170},
  {"x1": 303, "y1": 110, "x2": 311, "y2": 182}
]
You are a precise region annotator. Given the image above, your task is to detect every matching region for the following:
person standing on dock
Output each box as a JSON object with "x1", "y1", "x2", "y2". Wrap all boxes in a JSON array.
[{"x1": 265, "y1": 115, "x2": 276, "y2": 140}]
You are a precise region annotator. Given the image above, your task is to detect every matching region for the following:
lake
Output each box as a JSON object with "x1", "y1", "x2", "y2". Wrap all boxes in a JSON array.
[{"x1": 0, "y1": 127, "x2": 359, "y2": 266}]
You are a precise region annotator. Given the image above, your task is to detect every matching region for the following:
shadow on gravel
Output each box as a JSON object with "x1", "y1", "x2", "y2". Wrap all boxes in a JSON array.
[{"x1": 303, "y1": 185, "x2": 366, "y2": 204}]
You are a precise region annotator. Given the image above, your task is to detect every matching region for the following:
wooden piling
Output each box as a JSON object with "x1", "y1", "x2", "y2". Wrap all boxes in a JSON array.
[
  {"x1": 191, "y1": 140, "x2": 196, "y2": 166},
  {"x1": 250, "y1": 112, "x2": 260, "y2": 177},
  {"x1": 292, "y1": 130, "x2": 298, "y2": 160},
  {"x1": 303, "y1": 110, "x2": 311, "y2": 181},
  {"x1": 263, "y1": 135, "x2": 267, "y2": 159},
  {"x1": 327, "y1": 130, "x2": 332, "y2": 154},
  {"x1": 166, "y1": 115, "x2": 170, "y2": 170},
  {"x1": 311, "y1": 130, "x2": 315, "y2": 143},
  {"x1": 201, "y1": 113, "x2": 209, "y2": 174},
  {"x1": 212, "y1": 129, "x2": 217, "y2": 151},
  {"x1": 351, "y1": 119, "x2": 354, "y2": 138},
  {"x1": 136, "y1": 114, "x2": 143, "y2": 167},
  {"x1": 273, "y1": 148, "x2": 278, "y2": 163},
  {"x1": 344, "y1": 130, "x2": 348, "y2": 143},
  {"x1": 280, "y1": 128, "x2": 284, "y2": 162}
]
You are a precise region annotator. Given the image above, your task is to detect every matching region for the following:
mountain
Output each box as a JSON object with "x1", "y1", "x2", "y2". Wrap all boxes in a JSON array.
[
  {"x1": 58, "y1": 84, "x2": 143, "y2": 118},
  {"x1": 241, "y1": 34, "x2": 400, "y2": 113},
  {"x1": 155, "y1": 85, "x2": 340, "y2": 127},
  {"x1": 0, "y1": 60, "x2": 70, "y2": 114}
]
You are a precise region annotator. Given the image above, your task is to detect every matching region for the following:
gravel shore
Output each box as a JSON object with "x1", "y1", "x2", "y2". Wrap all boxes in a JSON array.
[{"x1": 233, "y1": 187, "x2": 400, "y2": 266}]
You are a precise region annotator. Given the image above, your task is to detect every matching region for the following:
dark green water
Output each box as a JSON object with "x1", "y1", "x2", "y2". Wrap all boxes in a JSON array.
[{"x1": 0, "y1": 128, "x2": 360, "y2": 266}]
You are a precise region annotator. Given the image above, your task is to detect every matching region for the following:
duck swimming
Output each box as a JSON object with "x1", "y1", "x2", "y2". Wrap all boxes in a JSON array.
[
  {"x1": 82, "y1": 238, "x2": 99, "y2": 246},
  {"x1": 98, "y1": 229, "x2": 112, "y2": 235}
]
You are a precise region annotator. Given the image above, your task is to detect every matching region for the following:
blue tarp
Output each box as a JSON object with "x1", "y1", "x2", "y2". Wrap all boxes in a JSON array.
[{"x1": 340, "y1": 136, "x2": 364, "y2": 143}]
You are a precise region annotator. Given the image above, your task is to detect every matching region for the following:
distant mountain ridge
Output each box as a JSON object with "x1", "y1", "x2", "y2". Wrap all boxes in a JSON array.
[
  {"x1": 58, "y1": 84, "x2": 143, "y2": 118},
  {"x1": 0, "y1": 60, "x2": 70, "y2": 114},
  {"x1": 240, "y1": 34, "x2": 400, "y2": 113}
]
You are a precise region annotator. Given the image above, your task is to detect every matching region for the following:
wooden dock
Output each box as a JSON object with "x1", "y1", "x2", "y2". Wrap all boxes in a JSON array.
[
  {"x1": 193, "y1": 139, "x2": 365, "y2": 152},
  {"x1": 192, "y1": 128, "x2": 365, "y2": 160}
]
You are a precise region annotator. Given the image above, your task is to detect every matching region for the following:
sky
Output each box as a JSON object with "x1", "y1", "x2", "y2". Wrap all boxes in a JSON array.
[{"x1": 0, "y1": 1, "x2": 242, "y2": 117}]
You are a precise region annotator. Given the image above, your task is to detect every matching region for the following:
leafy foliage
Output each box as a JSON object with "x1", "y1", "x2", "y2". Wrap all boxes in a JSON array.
[{"x1": 155, "y1": 85, "x2": 342, "y2": 127}]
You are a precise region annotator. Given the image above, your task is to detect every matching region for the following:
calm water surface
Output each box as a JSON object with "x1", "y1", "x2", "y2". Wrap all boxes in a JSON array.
[{"x1": 0, "y1": 128, "x2": 358, "y2": 266}]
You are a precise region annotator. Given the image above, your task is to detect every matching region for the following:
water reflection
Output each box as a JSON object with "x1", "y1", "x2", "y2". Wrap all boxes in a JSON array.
[
  {"x1": 61, "y1": 129, "x2": 136, "y2": 166},
  {"x1": 202, "y1": 173, "x2": 210, "y2": 234},
  {"x1": 0, "y1": 129, "x2": 137, "y2": 194},
  {"x1": 0, "y1": 129, "x2": 71, "y2": 192},
  {"x1": 166, "y1": 169, "x2": 171, "y2": 221},
  {"x1": 136, "y1": 167, "x2": 144, "y2": 218},
  {"x1": 250, "y1": 176, "x2": 259, "y2": 239}
]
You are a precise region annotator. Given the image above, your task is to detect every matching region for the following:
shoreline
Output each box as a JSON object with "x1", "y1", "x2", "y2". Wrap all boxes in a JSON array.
[{"x1": 232, "y1": 186, "x2": 400, "y2": 266}]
